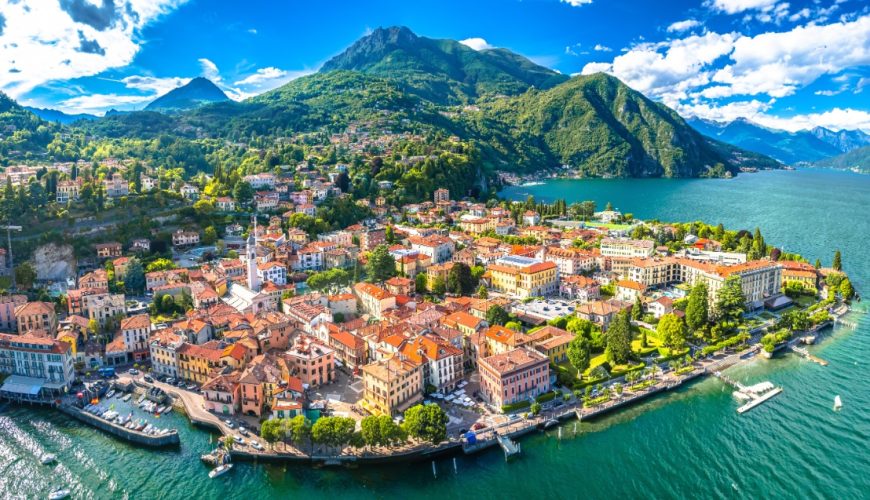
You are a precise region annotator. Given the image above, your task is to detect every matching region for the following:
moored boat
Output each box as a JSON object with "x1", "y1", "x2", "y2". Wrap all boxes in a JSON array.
[{"x1": 209, "y1": 463, "x2": 233, "y2": 478}]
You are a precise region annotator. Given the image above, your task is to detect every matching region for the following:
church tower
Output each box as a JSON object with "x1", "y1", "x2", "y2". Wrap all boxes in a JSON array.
[{"x1": 246, "y1": 220, "x2": 260, "y2": 292}]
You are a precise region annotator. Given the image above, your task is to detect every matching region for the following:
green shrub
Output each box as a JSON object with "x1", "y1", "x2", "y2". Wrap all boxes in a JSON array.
[{"x1": 501, "y1": 400, "x2": 531, "y2": 413}]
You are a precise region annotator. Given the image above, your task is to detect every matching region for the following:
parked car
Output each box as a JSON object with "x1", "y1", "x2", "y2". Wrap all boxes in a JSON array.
[
  {"x1": 166, "y1": 377, "x2": 176, "y2": 385},
  {"x1": 143, "y1": 375, "x2": 153, "y2": 383},
  {"x1": 128, "y1": 368, "x2": 139, "y2": 375},
  {"x1": 224, "y1": 419, "x2": 235, "y2": 429},
  {"x1": 235, "y1": 436, "x2": 245, "y2": 445},
  {"x1": 251, "y1": 441, "x2": 263, "y2": 451},
  {"x1": 238, "y1": 427, "x2": 249, "y2": 436}
]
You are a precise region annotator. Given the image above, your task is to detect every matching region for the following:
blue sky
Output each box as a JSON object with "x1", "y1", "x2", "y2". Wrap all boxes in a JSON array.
[{"x1": 1, "y1": 0, "x2": 868, "y2": 131}]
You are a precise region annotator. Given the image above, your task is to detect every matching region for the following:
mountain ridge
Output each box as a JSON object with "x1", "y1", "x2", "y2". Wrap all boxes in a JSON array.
[{"x1": 145, "y1": 77, "x2": 230, "y2": 111}]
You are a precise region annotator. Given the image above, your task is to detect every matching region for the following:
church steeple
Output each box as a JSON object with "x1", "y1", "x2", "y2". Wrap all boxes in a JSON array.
[{"x1": 247, "y1": 216, "x2": 260, "y2": 292}]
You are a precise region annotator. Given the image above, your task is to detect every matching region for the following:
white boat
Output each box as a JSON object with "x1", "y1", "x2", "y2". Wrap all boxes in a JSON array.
[
  {"x1": 106, "y1": 390, "x2": 116, "y2": 399},
  {"x1": 834, "y1": 395, "x2": 843, "y2": 410},
  {"x1": 209, "y1": 463, "x2": 233, "y2": 478},
  {"x1": 40, "y1": 453, "x2": 57, "y2": 465},
  {"x1": 122, "y1": 394, "x2": 132, "y2": 402},
  {"x1": 48, "y1": 488, "x2": 70, "y2": 500},
  {"x1": 137, "y1": 395, "x2": 145, "y2": 404}
]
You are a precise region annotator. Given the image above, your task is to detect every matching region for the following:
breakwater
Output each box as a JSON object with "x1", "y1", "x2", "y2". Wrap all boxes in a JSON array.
[{"x1": 57, "y1": 405, "x2": 180, "y2": 447}]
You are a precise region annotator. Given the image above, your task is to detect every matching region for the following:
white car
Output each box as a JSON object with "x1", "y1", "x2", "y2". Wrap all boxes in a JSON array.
[
  {"x1": 224, "y1": 419, "x2": 235, "y2": 429},
  {"x1": 251, "y1": 441, "x2": 264, "y2": 451},
  {"x1": 235, "y1": 435, "x2": 245, "y2": 445}
]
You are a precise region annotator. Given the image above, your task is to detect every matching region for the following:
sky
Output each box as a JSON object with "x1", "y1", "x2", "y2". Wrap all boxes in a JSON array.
[{"x1": 0, "y1": 0, "x2": 868, "y2": 132}]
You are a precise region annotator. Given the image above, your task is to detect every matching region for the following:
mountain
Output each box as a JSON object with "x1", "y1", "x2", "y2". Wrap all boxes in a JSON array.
[
  {"x1": 68, "y1": 26, "x2": 778, "y2": 181},
  {"x1": 0, "y1": 93, "x2": 58, "y2": 160},
  {"x1": 24, "y1": 106, "x2": 98, "y2": 124},
  {"x1": 809, "y1": 126, "x2": 870, "y2": 153},
  {"x1": 687, "y1": 117, "x2": 863, "y2": 164},
  {"x1": 144, "y1": 77, "x2": 229, "y2": 111},
  {"x1": 813, "y1": 145, "x2": 870, "y2": 173},
  {"x1": 320, "y1": 26, "x2": 569, "y2": 103},
  {"x1": 463, "y1": 73, "x2": 777, "y2": 176}
]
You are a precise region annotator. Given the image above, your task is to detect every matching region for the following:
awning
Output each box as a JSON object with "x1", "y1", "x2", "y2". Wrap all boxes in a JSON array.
[{"x1": 0, "y1": 375, "x2": 45, "y2": 396}]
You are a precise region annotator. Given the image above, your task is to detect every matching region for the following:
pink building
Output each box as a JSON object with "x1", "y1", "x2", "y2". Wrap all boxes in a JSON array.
[
  {"x1": 479, "y1": 347, "x2": 550, "y2": 410},
  {"x1": 284, "y1": 335, "x2": 334, "y2": 388},
  {"x1": 0, "y1": 295, "x2": 27, "y2": 332}
]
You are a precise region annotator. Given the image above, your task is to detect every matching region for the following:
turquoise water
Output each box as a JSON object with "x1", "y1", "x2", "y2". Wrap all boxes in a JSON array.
[{"x1": 2, "y1": 168, "x2": 868, "y2": 499}]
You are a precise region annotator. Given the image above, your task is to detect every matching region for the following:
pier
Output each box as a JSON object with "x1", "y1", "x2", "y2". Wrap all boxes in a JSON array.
[
  {"x1": 712, "y1": 372, "x2": 782, "y2": 413},
  {"x1": 57, "y1": 405, "x2": 180, "y2": 447},
  {"x1": 496, "y1": 434, "x2": 521, "y2": 460},
  {"x1": 790, "y1": 345, "x2": 828, "y2": 366}
]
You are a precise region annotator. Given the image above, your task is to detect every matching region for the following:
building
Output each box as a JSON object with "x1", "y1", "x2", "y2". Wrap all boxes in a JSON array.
[
  {"x1": 56, "y1": 179, "x2": 81, "y2": 203},
  {"x1": 257, "y1": 261, "x2": 288, "y2": 286},
  {"x1": 95, "y1": 242, "x2": 123, "y2": 259},
  {"x1": 172, "y1": 229, "x2": 200, "y2": 247},
  {"x1": 0, "y1": 333, "x2": 76, "y2": 398},
  {"x1": 487, "y1": 256, "x2": 558, "y2": 298},
  {"x1": 81, "y1": 293, "x2": 125, "y2": 328},
  {"x1": 544, "y1": 247, "x2": 596, "y2": 276},
  {"x1": 103, "y1": 173, "x2": 129, "y2": 198},
  {"x1": 284, "y1": 335, "x2": 334, "y2": 388},
  {"x1": 177, "y1": 342, "x2": 223, "y2": 384},
  {"x1": 530, "y1": 326, "x2": 574, "y2": 364},
  {"x1": 0, "y1": 295, "x2": 27, "y2": 332},
  {"x1": 600, "y1": 238, "x2": 655, "y2": 258},
  {"x1": 479, "y1": 347, "x2": 550, "y2": 409},
  {"x1": 353, "y1": 282, "x2": 396, "y2": 320},
  {"x1": 616, "y1": 280, "x2": 646, "y2": 302},
  {"x1": 361, "y1": 356, "x2": 423, "y2": 416},
  {"x1": 559, "y1": 275, "x2": 600, "y2": 302},
  {"x1": 239, "y1": 354, "x2": 289, "y2": 417},
  {"x1": 15, "y1": 301, "x2": 57, "y2": 334},
  {"x1": 202, "y1": 372, "x2": 241, "y2": 416},
  {"x1": 399, "y1": 335, "x2": 463, "y2": 393},
  {"x1": 409, "y1": 235, "x2": 455, "y2": 264},
  {"x1": 149, "y1": 329, "x2": 184, "y2": 379},
  {"x1": 120, "y1": 313, "x2": 151, "y2": 362},
  {"x1": 433, "y1": 188, "x2": 449, "y2": 203},
  {"x1": 385, "y1": 276, "x2": 414, "y2": 296}
]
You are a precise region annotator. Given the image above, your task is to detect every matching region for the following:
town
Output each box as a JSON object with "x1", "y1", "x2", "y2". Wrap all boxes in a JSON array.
[{"x1": 0, "y1": 153, "x2": 856, "y2": 467}]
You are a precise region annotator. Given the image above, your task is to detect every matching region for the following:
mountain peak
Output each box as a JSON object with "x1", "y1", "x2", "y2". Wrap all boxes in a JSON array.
[{"x1": 145, "y1": 77, "x2": 229, "y2": 112}]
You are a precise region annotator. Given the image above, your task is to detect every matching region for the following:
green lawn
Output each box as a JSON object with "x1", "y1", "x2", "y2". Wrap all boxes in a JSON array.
[
  {"x1": 584, "y1": 222, "x2": 633, "y2": 231},
  {"x1": 794, "y1": 295, "x2": 818, "y2": 308},
  {"x1": 583, "y1": 352, "x2": 609, "y2": 377}
]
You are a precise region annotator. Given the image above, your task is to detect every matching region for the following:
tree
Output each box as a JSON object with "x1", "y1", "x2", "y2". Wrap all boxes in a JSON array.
[
  {"x1": 125, "y1": 257, "x2": 146, "y2": 295},
  {"x1": 233, "y1": 181, "x2": 254, "y2": 206},
  {"x1": 414, "y1": 272, "x2": 428, "y2": 293},
  {"x1": 431, "y1": 276, "x2": 446, "y2": 295},
  {"x1": 311, "y1": 416, "x2": 356, "y2": 448},
  {"x1": 378, "y1": 415, "x2": 406, "y2": 446},
  {"x1": 486, "y1": 305, "x2": 510, "y2": 326},
  {"x1": 402, "y1": 404, "x2": 448, "y2": 444},
  {"x1": 714, "y1": 275, "x2": 746, "y2": 324},
  {"x1": 446, "y1": 262, "x2": 475, "y2": 295},
  {"x1": 530, "y1": 402, "x2": 542, "y2": 415},
  {"x1": 202, "y1": 226, "x2": 218, "y2": 245},
  {"x1": 385, "y1": 225, "x2": 395, "y2": 244},
  {"x1": 657, "y1": 313, "x2": 686, "y2": 351},
  {"x1": 286, "y1": 415, "x2": 311, "y2": 446},
  {"x1": 224, "y1": 434, "x2": 236, "y2": 450},
  {"x1": 193, "y1": 199, "x2": 215, "y2": 217},
  {"x1": 566, "y1": 334, "x2": 591, "y2": 374},
  {"x1": 814, "y1": 259, "x2": 821, "y2": 269},
  {"x1": 13, "y1": 262, "x2": 37, "y2": 289},
  {"x1": 839, "y1": 278, "x2": 854, "y2": 300},
  {"x1": 145, "y1": 258, "x2": 176, "y2": 272},
  {"x1": 832, "y1": 250, "x2": 842, "y2": 271},
  {"x1": 477, "y1": 284, "x2": 488, "y2": 299},
  {"x1": 685, "y1": 282, "x2": 709, "y2": 332},
  {"x1": 260, "y1": 418, "x2": 283, "y2": 449},
  {"x1": 161, "y1": 294, "x2": 175, "y2": 313},
  {"x1": 360, "y1": 415, "x2": 382, "y2": 448},
  {"x1": 365, "y1": 244, "x2": 396, "y2": 282},
  {"x1": 605, "y1": 310, "x2": 632, "y2": 365},
  {"x1": 631, "y1": 296, "x2": 643, "y2": 321}
]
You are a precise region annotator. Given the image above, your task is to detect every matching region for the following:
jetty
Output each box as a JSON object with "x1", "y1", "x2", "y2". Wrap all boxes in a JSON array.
[
  {"x1": 712, "y1": 372, "x2": 782, "y2": 414},
  {"x1": 57, "y1": 404, "x2": 180, "y2": 447},
  {"x1": 496, "y1": 434, "x2": 521, "y2": 460},
  {"x1": 791, "y1": 345, "x2": 828, "y2": 366}
]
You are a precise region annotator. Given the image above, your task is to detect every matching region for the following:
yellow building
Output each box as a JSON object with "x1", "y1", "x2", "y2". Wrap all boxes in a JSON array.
[
  {"x1": 361, "y1": 356, "x2": 423, "y2": 416},
  {"x1": 177, "y1": 342, "x2": 223, "y2": 384},
  {"x1": 487, "y1": 256, "x2": 558, "y2": 298}
]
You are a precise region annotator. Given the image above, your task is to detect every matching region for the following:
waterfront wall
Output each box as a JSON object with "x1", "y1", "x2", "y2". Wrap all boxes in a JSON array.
[{"x1": 57, "y1": 405, "x2": 180, "y2": 448}]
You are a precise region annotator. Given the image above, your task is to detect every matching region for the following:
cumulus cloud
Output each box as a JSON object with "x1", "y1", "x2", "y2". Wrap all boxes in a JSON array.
[
  {"x1": 459, "y1": 38, "x2": 493, "y2": 51},
  {"x1": 561, "y1": 0, "x2": 593, "y2": 6},
  {"x1": 593, "y1": 44, "x2": 612, "y2": 52},
  {"x1": 582, "y1": 15, "x2": 870, "y2": 132},
  {"x1": 667, "y1": 19, "x2": 701, "y2": 33},
  {"x1": 198, "y1": 58, "x2": 222, "y2": 82},
  {"x1": 752, "y1": 108, "x2": 870, "y2": 133},
  {"x1": 59, "y1": 93, "x2": 154, "y2": 114},
  {"x1": 0, "y1": 0, "x2": 188, "y2": 98},
  {"x1": 706, "y1": 0, "x2": 777, "y2": 15},
  {"x1": 120, "y1": 75, "x2": 190, "y2": 94}
]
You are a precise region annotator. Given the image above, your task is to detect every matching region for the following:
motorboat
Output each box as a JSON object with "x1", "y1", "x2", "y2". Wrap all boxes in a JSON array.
[
  {"x1": 209, "y1": 464, "x2": 233, "y2": 478},
  {"x1": 48, "y1": 488, "x2": 70, "y2": 500},
  {"x1": 40, "y1": 453, "x2": 57, "y2": 465},
  {"x1": 834, "y1": 395, "x2": 843, "y2": 410},
  {"x1": 106, "y1": 390, "x2": 116, "y2": 399}
]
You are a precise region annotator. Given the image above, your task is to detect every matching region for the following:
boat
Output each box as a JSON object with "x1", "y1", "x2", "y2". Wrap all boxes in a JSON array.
[
  {"x1": 48, "y1": 488, "x2": 70, "y2": 500},
  {"x1": 137, "y1": 395, "x2": 146, "y2": 404},
  {"x1": 122, "y1": 394, "x2": 132, "y2": 402},
  {"x1": 834, "y1": 395, "x2": 843, "y2": 410},
  {"x1": 209, "y1": 464, "x2": 233, "y2": 478},
  {"x1": 106, "y1": 390, "x2": 116, "y2": 399},
  {"x1": 40, "y1": 453, "x2": 57, "y2": 465}
]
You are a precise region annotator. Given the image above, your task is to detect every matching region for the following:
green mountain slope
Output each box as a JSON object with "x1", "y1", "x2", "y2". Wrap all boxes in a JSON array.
[
  {"x1": 321, "y1": 26, "x2": 568, "y2": 103},
  {"x1": 0, "y1": 93, "x2": 59, "y2": 161},
  {"x1": 145, "y1": 77, "x2": 230, "y2": 111},
  {"x1": 813, "y1": 145, "x2": 870, "y2": 173}
]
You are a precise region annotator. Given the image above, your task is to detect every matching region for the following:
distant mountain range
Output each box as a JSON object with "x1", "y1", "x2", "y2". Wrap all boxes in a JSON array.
[
  {"x1": 23, "y1": 106, "x2": 99, "y2": 124},
  {"x1": 687, "y1": 117, "x2": 870, "y2": 165},
  {"x1": 813, "y1": 145, "x2": 870, "y2": 173},
  {"x1": 2, "y1": 26, "x2": 781, "y2": 183},
  {"x1": 144, "y1": 77, "x2": 230, "y2": 111}
]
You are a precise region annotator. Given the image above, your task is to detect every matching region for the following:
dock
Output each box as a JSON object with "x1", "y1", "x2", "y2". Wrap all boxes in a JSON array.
[
  {"x1": 496, "y1": 434, "x2": 521, "y2": 460},
  {"x1": 737, "y1": 387, "x2": 782, "y2": 413},
  {"x1": 791, "y1": 345, "x2": 828, "y2": 366},
  {"x1": 712, "y1": 372, "x2": 782, "y2": 413}
]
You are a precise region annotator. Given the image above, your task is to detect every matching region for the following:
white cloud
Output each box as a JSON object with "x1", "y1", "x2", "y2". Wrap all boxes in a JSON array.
[
  {"x1": 667, "y1": 19, "x2": 701, "y2": 33},
  {"x1": 752, "y1": 108, "x2": 870, "y2": 133},
  {"x1": 561, "y1": 0, "x2": 593, "y2": 6},
  {"x1": 198, "y1": 58, "x2": 222, "y2": 83},
  {"x1": 120, "y1": 75, "x2": 190, "y2": 94},
  {"x1": 459, "y1": 38, "x2": 493, "y2": 51},
  {"x1": 788, "y1": 7, "x2": 810, "y2": 22},
  {"x1": 706, "y1": 0, "x2": 777, "y2": 14},
  {"x1": 59, "y1": 93, "x2": 154, "y2": 114},
  {"x1": 0, "y1": 0, "x2": 188, "y2": 98},
  {"x1": 593, "y1": 44, "x2": 612, "y2": 52},
  {"x1": 247, "y1": 28, "x2": 258, "y2": 35}
]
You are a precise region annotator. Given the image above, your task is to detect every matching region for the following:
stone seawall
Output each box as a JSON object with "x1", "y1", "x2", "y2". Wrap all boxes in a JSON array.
[{"x1": 57, "y1": 405, "x2": 180, "y2": 448}]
